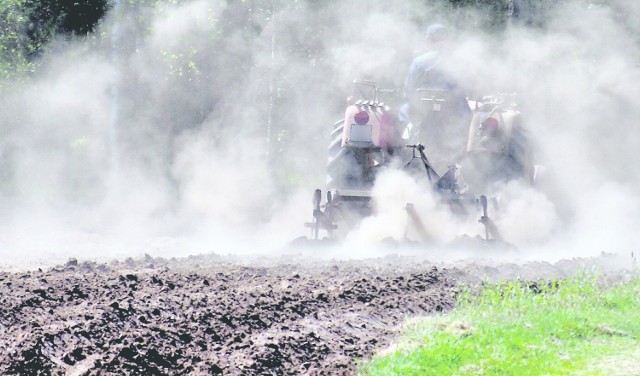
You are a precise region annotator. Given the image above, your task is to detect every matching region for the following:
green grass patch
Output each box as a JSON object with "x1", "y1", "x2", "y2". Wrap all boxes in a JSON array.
[{"x1": 361, "y1": 274, "x2": 640, "y2": 376}]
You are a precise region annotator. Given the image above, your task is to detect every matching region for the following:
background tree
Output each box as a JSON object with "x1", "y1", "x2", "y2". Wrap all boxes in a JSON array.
[
  {"x1": 0, "y1": 0, "x2": 32, "y2": 90},
  {"x1": 23, "y1": 0, "x2": 110, "y2": 57}
]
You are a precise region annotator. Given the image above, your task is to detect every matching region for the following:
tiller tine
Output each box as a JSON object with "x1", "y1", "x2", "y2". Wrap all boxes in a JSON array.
[{"x1": 479, "y1": 195, "x2": 502, "y2": 241}]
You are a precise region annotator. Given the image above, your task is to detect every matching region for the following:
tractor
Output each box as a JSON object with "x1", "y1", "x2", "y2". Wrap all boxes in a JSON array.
[{"x1": 304, "y1": 80, "x2": 533, "y2": 246}]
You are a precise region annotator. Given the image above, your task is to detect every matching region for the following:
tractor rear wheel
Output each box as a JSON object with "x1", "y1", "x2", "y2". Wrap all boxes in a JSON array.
[{"x1": 326, "y1": 120, "x2": 344, "y2": 189}]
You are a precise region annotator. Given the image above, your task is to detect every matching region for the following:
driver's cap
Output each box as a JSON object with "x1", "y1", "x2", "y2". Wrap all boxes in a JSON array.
[{"x1": 425, "y1": 23, "x2": 448, "y2": 42}]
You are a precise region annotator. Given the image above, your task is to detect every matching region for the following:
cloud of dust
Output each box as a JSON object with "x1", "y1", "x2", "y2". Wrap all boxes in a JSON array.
[
  {"x1": 462, "y1": 2, "x2": 640, "y2": 259},
  {"x1": 343, "y1": 168, "x2": 459, "y2": 246},
  {"x1": 0, "y1": 0, "x2": 639, "y2": 269},
  {"x1": 327, "y1": 0, "x2": 640, "y2": 261}
]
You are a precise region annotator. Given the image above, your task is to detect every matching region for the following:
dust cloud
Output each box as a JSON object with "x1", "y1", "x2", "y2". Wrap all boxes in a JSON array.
[
  {"x1": 0, "y1": 0, "x2": 638, "y2": 269},
  {"x1": 341, "y1": 1, "x2": 640, "y2": 262}
]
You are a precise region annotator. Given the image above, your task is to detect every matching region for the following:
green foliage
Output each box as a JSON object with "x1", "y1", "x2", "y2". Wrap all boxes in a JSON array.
[
  {"x1": 0, "y1": 0, "x2": 32, "y2": 89},
  {"x1": 0, "y1": 0, "x2": 111, "y2": 91},
  {"x1": 23, "y1": 0, "x2": 110, "y2": 56},
  {"x1": 362, "y1": 274, "x2": 640, "y2": 375}
]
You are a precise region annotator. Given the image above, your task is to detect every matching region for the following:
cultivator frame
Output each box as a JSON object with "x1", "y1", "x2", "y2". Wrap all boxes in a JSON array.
[{"x1": 306, "y1": 141, "x2": 502, "y2": 243}]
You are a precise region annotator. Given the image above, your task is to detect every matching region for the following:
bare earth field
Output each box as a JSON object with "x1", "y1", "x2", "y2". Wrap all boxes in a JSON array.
[{"x1": 0, "y1": 251, "x2": 634, "y2": 375}]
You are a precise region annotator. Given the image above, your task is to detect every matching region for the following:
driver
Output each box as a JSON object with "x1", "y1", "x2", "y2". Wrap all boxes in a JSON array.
[
  {"x1": 399, "y1": 24, "x2": 471, "y2": 170},
  {"x1": 403, "y1": 24, "x2": 453, "y2": 102}
]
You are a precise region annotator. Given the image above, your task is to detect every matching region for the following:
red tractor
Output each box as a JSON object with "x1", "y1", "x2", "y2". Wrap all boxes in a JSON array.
[
  {"x1": 304, "y1": 81, "x2": 533, "y2": 245},
  {"x1": 463, "y1": 94, "x2": 534, "y2": 193}
]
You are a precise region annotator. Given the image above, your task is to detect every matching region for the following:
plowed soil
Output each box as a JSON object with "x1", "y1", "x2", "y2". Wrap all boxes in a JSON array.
[{"x1": 0, "y1": 252, "x2": 633, "y2": 375}]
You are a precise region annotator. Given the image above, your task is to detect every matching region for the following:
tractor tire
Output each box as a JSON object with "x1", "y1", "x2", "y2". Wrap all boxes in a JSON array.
[
  {"x1": 326, "y1": 119, "x2": 377, "y2": 190},
  {"x1": 326, "y1": 120, "x2": 344, "y2": 189},
  {"x1": 330, "y1": 119, "x2": 344, "y2": 140}
]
